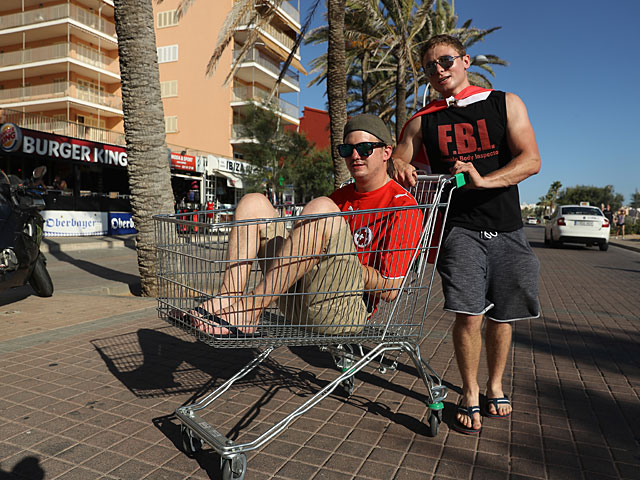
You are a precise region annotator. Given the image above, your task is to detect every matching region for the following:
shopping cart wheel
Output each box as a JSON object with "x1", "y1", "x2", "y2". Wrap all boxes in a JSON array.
[
  {"x1": 221, "y1": 453, "x2": 247, "y2": 480},
  {"x1": 341, "y1": 376, "x2": 355, "y2": 396},
  {"x1": 428, "y1": 408, "x2": 442, "y2": 437},
  {"x1": 181, "y1": 426, "x2": 202, "y2": 455}
]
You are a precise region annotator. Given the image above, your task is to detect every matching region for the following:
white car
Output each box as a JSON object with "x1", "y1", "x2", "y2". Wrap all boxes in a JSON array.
[
  {"x1": 544, "y1": 205, "x2": 610, "y2": 251},
  {"x1": 526, "y1": 216, "x2": 538, "y2": 225}
]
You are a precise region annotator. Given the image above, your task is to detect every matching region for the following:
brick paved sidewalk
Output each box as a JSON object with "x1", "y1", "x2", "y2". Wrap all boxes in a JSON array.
[{"x1": 0, "y1": 230, "x2": 638, "y2": 479}]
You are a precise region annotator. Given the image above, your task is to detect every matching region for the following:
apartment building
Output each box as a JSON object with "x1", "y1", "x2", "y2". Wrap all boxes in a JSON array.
[
  {"x1": 0, "y1": 0, "x2": 303, "y2": 235},
  {"x1": 153, "y1": 0, "x2": 303, "y2": 207}
]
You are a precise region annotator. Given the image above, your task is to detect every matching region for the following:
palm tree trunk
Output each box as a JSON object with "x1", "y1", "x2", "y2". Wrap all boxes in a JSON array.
[
  {"x1": 327, "y1": 0, "x2": 350, "y2": 188},
  {"x1": 362, "y1": 51, "x2": 369, "y2": 114},
  {"x1": 113, "y1": 0, "x2": 174, "y2": 297},
  {"x1": 395, "y1": 54, "x2": 407, "y2": 141}
]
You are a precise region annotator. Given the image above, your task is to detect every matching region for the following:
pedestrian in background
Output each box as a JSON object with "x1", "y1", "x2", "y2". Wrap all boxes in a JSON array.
[
  {"x1": 603, "y1": 204, "x2": 613, "y2": 225},
  {"x1": 615, "y1": 209, "x2": 626, "y2": 239}
]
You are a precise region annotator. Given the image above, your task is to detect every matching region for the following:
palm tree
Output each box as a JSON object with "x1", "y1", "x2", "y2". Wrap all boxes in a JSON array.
[
  {"x1": 113, "y1": 0, "x2": 174, "y2": 296},
  {"x1": 307, "y1": 0, "x2": 434, "y2": 138},
  {"x1": 306, "y1": 0, "x2": 506, "y2": 135},
  {"x1": 327, "y1": 0, "x2": 350, "y2": 187}
]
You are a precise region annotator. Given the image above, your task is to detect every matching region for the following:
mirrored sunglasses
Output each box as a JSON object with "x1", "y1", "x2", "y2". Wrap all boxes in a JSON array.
[{"x1": 423, "y1": 55, "x2": 462, "y2": 76}]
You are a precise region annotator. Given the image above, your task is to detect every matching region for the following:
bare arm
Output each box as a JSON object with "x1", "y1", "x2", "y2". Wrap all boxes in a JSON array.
[
  {"x1": 451, "y1": 92, "x2": 541, "y2": 188},
  {"x1": 362, "y1": 265, "x2": 403, "y2": 302},
  {"x1": 392, "y1": 116, "x2": 422, "y2": 187}
]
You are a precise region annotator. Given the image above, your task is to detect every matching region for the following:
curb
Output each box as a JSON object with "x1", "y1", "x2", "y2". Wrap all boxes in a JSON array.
[
  {"x1": 41, "y1": 236, "x2": 136, "y2": 253},
  {"x1": 609, "y1": 241, "x2": 640, "y2": 253}
]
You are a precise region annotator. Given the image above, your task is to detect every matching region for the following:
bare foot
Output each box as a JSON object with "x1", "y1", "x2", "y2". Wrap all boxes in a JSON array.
[
  {"x1": 199, "y1": 290, "x2": 241, "y2": 315},
  {"x1": 456, "y1": 393, "x2": 482, "y2": 431},
  {"x1": 486, "y1": 384, "x2": 512, "y2": 417},
  {"x1": 189, "y1": 301, "x2": 260, "y2": 336}
]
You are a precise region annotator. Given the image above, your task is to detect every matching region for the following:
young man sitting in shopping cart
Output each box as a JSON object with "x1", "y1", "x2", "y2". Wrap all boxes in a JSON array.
[{"x1": 186, "y1": 114, "x2": 424, "y2": 337}]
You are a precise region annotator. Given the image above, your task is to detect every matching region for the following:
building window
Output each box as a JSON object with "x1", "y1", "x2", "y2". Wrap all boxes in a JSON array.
[
  {"x1": 157, "y1": 10, "x2": 179, "y2": 28},
  {"x1": 157, "y1": 45, "x2": 178, "y2": 64},
  {"x1": 161, "y1": 80, "x2": 178, "y2": 98},
  {"x1": 165, "y1": 116, "x2": 178, "y2": 133}
]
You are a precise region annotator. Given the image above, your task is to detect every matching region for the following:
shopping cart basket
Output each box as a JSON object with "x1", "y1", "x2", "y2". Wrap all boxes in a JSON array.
[{"x1": 154, "y1": 174, "x2": 465, "y2": 479}]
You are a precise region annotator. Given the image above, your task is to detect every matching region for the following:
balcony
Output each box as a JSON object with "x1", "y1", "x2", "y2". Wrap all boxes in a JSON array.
[
  {"x1": 232, "y1": 84, "x2": 298, "y2": 121},
  {"x1": 230, "y1": 124, "x2": 258, "y2": 144},
  {"x1": 278, "y1": 1, "x2": 300, "y2": 24},
  {"x1": 261, "y1": 0, "x2": 300, "y2": 26},
  {"x1": 0, "y1": 81, "x2": 122, "y2": 112},
  {"x1": 1, "y1": 107, "x2": 125, "y2": 146},
  {"x1": 0, "y1": 42, "x2": 120, "y2": 75},
  {"x1": 233, "y1": 47, "x2": 299, "y2": 91},
  {"x1": 0, "y1": 4, "x2": 117, "y2": 39},
  {"x1": 236, "y1": 13, "x2": 296, "y2": 51}
]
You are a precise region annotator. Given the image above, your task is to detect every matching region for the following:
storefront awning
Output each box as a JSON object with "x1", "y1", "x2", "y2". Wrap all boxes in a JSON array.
[{"x1": 215, "y1": 170, "x2": 243, "y2": 189}]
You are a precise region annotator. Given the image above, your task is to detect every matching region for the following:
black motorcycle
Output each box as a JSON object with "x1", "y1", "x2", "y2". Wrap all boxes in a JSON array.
[{"x1": 0, "y1": 166, "x2": 53, "y2": 297}]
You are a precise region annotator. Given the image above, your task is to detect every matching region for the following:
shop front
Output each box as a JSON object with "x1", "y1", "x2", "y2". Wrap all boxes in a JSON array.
[
  {"x1": 0, "y1": 122, "x2": 133, "y2": 237},
  {"x1": 204, "y1": 155, "x2": 247, "y2": 209}
]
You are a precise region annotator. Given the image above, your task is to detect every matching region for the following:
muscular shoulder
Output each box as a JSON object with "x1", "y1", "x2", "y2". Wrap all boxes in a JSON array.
[{"x1": 504, "y1": 92, "x2": 527, "y2": 115}]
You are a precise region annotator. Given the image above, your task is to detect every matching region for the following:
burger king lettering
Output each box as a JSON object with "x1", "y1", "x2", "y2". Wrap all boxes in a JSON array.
[{"x1": 21, "y1": 133, "x2": 127, "y2": 167}]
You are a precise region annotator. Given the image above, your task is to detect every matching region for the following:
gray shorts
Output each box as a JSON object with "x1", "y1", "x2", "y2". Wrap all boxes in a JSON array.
[{"x1": 436, "y1": 226, "x2": 540, "y2": 322}]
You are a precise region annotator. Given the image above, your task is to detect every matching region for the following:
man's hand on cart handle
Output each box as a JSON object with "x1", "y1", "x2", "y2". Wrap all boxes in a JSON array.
[
  {"x1": 450, "y1": 161, "x2": 481, "y2": 189},
  {"x1": 393, "y1": 159, "x2": 418, "y2": 188}
]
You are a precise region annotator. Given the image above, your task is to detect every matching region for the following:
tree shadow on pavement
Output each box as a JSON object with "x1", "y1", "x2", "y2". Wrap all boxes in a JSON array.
[
  {"x1": 512, "y1": 319, "x2": 640, "y2": 466},
  {"x1": 47, "y1": 249, "x2": 141, "y2": 295}
]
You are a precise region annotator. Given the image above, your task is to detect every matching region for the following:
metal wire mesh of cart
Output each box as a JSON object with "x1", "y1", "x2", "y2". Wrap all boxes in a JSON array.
[{"x1": 154, "y1": 175, "x2": 455, "y2": 349}]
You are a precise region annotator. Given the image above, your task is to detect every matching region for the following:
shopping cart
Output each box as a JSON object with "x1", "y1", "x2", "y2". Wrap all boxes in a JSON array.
[{"x1": 154, "y1": 174, "x2": 465, "y2": 480}]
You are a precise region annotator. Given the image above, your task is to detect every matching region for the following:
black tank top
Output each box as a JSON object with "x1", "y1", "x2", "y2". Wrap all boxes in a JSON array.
[{"x1": 421, "y1": 90, "x2": 523, "y2": 232}]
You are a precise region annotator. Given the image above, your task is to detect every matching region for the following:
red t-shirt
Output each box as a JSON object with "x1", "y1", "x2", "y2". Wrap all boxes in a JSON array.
[{"x1": 330, "y1": 180, "x2": 423, "y2": 279}]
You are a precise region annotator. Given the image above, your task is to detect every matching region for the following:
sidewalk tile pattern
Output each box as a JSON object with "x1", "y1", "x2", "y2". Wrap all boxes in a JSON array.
[{"x1": 1, "y1": 233, "x2": 639, "y2": 479}]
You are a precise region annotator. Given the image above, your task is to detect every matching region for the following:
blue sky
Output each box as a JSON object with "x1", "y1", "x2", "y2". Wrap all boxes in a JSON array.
[{"x1": 293, "y1": 0, "x2": 640, "y2": 205}]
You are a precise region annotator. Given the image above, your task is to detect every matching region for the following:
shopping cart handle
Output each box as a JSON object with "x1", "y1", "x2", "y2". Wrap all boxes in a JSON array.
[{"x1": 453, "y1": 172, "x2": 467, "y2": 188}]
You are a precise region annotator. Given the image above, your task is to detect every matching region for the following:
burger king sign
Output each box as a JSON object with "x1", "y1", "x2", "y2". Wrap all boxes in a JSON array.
[{"x1": 0, "y1": 123, "x2": 22, "y2": 153}]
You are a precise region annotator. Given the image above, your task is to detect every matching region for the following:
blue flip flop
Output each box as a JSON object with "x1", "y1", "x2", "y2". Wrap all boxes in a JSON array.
[
  {"x1": 191, "y1": 307, "x2": 261, "y2": 338},
  {"x1": 452, "y1": 405, "x2": 482, "y2": 434},
  {"x1": 484, "y1": 396, "x2": 511, "y2": 418}
]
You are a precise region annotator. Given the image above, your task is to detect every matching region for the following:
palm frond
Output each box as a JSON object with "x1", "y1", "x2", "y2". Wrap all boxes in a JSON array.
[
  {"x1": 204, "y1": 0, "x2": 257, "y2": 78},
  {"x1": 268, "y1": 0, "x2": 323, "y2": 100}
]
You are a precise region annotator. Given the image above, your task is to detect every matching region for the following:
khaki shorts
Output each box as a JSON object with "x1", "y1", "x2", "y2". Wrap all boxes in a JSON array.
[{"x1": 258, "y1": 219, "x2": 369, "y2": 334}]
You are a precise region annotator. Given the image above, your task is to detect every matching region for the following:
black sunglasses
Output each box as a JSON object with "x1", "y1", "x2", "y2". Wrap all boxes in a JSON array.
[
  {"x1": 338, "y1": 142, "x2": 386, "y2": 158},
  {"x1": 423, "y1": 55, "x2": 462, "y2": 76}
]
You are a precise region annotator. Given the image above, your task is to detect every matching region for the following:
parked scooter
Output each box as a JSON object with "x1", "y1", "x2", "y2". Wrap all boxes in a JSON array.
[{"x1": 0, "y1": 166, "x2": 53, "y2": 297}]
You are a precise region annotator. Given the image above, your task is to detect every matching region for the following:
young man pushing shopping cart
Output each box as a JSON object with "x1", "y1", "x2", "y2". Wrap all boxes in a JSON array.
[
  {"x1": 394, "y1": 34, "x2": 541, "y2": 434},
  {"x1": 186, "y1": 114, "x2": 423, "y2": 337}
]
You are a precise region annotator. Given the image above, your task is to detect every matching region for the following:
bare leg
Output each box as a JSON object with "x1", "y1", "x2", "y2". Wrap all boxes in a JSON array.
[
  {"x1": 198, "y1": 193, "x2": 277, "y2": 315},
  {"x1": 485, "y1": 319, "x2": 513, "y2": 416},
  {"x1": 205, "y1": 197, "x2": 345, "y2": 334},
  {"x1": 452, "y1": 313, "x2": 483, "y2": 431}
]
